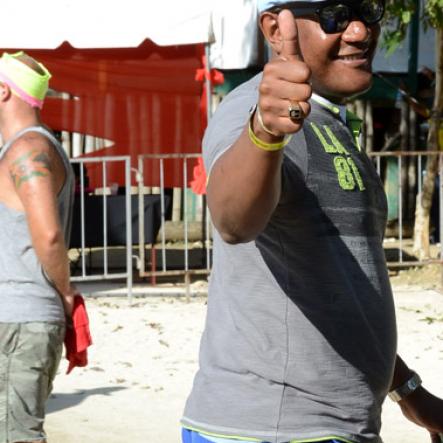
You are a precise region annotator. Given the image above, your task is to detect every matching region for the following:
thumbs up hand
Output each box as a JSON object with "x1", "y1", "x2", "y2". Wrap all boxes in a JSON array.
[
  {"x1": 278, "y1": 8, "x2": 303, "y2": 61},
  {"x1": 256, "y1": 10, "x2": 312, "y2": 138}
]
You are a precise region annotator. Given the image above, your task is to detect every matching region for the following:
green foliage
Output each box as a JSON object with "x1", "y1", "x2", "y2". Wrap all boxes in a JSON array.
[
  {"x1": 382, "y1": 0, "x2": 443, "y2": 54},
  {"x1": 424, "y1": 0, "x2": 443, "y2": 28},
  {"x1": 382, "y1": 0, "x2": 416, "y2": 54}
]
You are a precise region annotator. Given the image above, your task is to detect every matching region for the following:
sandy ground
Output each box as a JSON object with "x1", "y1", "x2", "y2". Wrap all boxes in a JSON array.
[{"x1": 45, "y1": 283, "x2": 443, "y2": 443}]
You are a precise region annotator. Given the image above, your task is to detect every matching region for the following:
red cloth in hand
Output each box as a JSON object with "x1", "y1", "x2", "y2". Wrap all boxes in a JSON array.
[{"x1": 64, "y1": 294, "x2": 92, "y2": 374}]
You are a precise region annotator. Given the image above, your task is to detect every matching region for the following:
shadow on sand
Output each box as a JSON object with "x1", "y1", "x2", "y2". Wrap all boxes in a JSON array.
[{"x1": 47, "y1": 387, "x2": 126, "y2": 414}]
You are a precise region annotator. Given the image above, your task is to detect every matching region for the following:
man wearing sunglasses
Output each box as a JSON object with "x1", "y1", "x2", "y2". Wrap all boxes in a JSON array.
[{"x1": 182, "y1": 1, "x2": 443, "y2": 443}]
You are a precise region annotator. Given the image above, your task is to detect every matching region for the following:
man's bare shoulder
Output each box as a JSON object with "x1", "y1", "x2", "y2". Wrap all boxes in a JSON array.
[
  {"x1": 3, "y1": 132, "x2": 60, "y2": 190},
  {"x1": 3, "y1": 131, "x2": 55, "y2": 163}
]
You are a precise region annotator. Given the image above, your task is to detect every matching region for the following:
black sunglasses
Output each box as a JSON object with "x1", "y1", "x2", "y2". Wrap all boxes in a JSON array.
[{"x1": 273, "y1": 0, "x2": 385, "y2": 34}]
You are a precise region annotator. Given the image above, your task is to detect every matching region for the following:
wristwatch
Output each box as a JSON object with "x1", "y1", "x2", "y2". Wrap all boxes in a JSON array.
[{"x1": 388, "y1": 371, "x2": 422, "y2": 402}]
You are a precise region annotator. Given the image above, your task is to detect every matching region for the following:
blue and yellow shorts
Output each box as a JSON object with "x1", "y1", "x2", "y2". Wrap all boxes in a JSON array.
[{"x1": 182, "y1": 428, "x2": 348, "y2": 443}]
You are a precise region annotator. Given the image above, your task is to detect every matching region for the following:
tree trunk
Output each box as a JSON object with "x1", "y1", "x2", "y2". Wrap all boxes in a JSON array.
[
  {"x1": 400, "y1": 99, "x2": 409, "y2": 227},
  {"x1": 413, "y1": 154, "x2": 438, "y2": 259},
  {"x1": 413, "y1": 29, "x2": 443, "y2": 259},
  {"x1": 407, "y1": 107, "x2": 417, "y2": 226}
]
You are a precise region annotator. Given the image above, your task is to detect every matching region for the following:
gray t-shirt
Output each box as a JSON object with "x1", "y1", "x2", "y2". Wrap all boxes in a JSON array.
[
  {"x1": 182, "y1": 74, "x2": 397, "y2": 443},
  {"x1": 0, "y1": 126, "x2": 74, "y2": 323}
]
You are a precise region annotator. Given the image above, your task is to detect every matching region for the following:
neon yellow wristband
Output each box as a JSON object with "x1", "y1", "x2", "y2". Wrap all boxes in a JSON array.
[{"x1": 248, "y1": 106, "x2": 291, "y2": 152}]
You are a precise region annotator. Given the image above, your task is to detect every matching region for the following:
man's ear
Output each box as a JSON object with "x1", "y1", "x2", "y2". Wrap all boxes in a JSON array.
[
  {"x1": 259, "y1": 11, "x2": 285, "y2": 56},
  {"x1": 0, "y1": 82, "x2": 11, "y2": 103}
]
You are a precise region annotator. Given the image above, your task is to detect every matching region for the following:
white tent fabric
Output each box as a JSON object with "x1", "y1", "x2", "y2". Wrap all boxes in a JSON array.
[
  {"x1": 1, "y1": 0, "x2": 262, "y2": 69},
  {"x1": 2, "y1": 0, "x2": 214, "y2": 48},
  {"x1": 0, "y1": 0, "x2": 436, "y2": 72},
  {"x1": 210, "y1": 0, "x2": 263, "y2": 69}
]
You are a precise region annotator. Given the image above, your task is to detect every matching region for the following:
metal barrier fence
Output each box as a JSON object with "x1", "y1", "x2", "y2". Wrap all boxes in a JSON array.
[
  {"x1": 68, "y1": 152, "x2": 442, "y2": 298},
  {"x1": 70, "y1": 157, "x2": 133, "y2": 299},
  {"x1": 135, "y1": 151, "x2": 443, "y2": 273},
  {"x1": 136, "y1": 154, "x2": 212, "y2": 292},
  {"x1": 369, "y1": 151, "x2": 443, "y2": 267}
]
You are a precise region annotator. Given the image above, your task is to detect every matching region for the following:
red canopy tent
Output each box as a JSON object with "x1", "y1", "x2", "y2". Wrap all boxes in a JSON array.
[
  {"x1": 14, "y1": 41, "x2": 211, "y2": 188},
  {"x1": 1, "y1": 0, "x2": 226, "y2": 188}
]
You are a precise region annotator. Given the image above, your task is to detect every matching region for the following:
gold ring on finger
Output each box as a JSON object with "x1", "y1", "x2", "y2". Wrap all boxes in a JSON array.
[{"x1": 288, "y1": 101, "x2": 303, "y2": 120}]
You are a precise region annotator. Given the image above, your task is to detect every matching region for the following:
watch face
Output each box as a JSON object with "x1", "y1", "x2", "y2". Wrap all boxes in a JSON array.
[{"x1": 408, "y1": 379, "x2": 418, "y2": 390}]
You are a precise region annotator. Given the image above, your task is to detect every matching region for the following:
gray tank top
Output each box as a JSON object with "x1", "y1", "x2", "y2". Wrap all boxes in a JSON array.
[{"x1": 0, "y1": 126, "x2": 74, "y2": 323}]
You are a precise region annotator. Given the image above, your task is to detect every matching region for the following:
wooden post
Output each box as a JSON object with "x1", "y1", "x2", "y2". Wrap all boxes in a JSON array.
[
  {"x1": 151, "y1": 244, "x2": 156, "y2": 286},
  {"x1": 185, "y1": 271, "x2": 191, "y2": 302},
  {"x1": 172, "y1": 187, "x2": 182, "y2": 222}
]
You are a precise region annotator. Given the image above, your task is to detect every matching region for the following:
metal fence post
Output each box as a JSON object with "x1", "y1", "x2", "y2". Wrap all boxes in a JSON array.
[
  {"x1": 369, "y1": 150, "x2": 443, "y2": 269},
  {"x1": 70, "y1": 156, "x2": 133, "y2": 298},
  {"x1": 137, "y1": 157, "x2": 145, "y2": 278},
  {"x1": 125, "y1": 157, "x2": 133, "y2": 303}
]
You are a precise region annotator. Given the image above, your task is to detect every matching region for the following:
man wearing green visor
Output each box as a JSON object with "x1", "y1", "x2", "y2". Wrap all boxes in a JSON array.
[
  {"x1": 182, "y1": 1, "x2": 443, "y2": 442},
  {"x1": 0, "y1": 52, "x2": 75, "y2": 443}
]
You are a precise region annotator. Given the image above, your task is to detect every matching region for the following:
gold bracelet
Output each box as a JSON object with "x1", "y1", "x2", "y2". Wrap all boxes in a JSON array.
[
  {"x1": 256, "y1": 105, "x2": 281, "y2": 137},
  {"x1": 248, "y1": 106, "x2": 291, "y2": 152}
]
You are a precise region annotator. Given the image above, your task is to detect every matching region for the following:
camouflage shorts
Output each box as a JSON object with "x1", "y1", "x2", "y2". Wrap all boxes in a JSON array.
[{"x1": 0, "y1": 322, "x2": 64, "y2": 443}]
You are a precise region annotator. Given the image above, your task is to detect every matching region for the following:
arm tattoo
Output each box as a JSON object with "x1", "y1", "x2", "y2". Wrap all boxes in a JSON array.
[{"x1": 9, "y1": 149, "x2": 52, "y2": 189}]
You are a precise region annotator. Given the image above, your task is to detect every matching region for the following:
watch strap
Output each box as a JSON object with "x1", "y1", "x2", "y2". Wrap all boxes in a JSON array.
[{"x1": 388, "y1": 372, "x2": 422, "y2": 402}]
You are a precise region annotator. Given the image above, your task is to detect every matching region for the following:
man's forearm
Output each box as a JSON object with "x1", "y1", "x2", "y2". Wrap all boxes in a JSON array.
[
  {"x1": 33, "y1": 230, "x2": 71, "y2": 295},
  {"x1": 208, "y1": 123, "x2": 284, "y2": 243}
]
